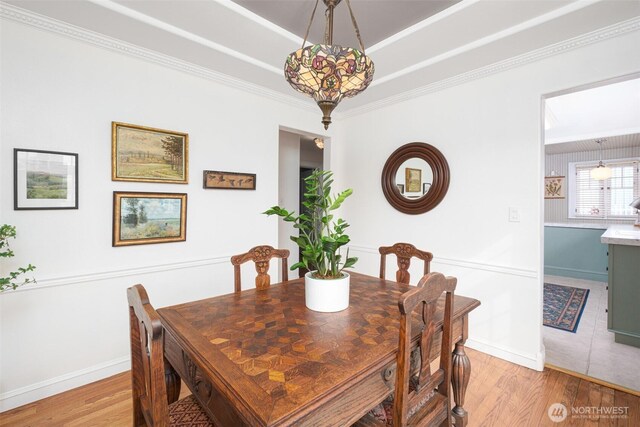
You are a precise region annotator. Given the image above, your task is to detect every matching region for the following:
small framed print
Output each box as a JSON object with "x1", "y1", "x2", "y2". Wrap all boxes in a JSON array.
[
  {"x1": 203, "y1": 170, "x2": 256, "y2": 190},
  {"x1": 14, "y1": 149, "x2": 78, "y2": 210},
  {"x1": 112, "y1": 122, "x2": 188, "y2": 184},
  {"x1": 545, "y1": 176, "x2": 565, "y2": 199},
  {"x1": 405, "y1": 167, "x2": 422, "y2": 192},
  {"x1": 113, "y1": 192, "x2": 187, "y2": 247}
]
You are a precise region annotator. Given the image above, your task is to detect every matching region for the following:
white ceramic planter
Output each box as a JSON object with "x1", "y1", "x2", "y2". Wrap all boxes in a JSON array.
[{"x1": 304, "y1": 271, "x2": 350, "y2": 312}]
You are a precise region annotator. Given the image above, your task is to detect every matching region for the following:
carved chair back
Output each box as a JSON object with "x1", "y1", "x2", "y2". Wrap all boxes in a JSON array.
[
  {"x1": 393, "y1": 272, "x2": 456, "y2": 426},
  {"x1": 231, "y1": 245, "x2": 290, "y2": 292},
  {"x1": 379, "y1": 243, "x2": 433, "y2": 284},
  {"x1": 127, "y1": 284, "x2": 171, "y2": 426}
]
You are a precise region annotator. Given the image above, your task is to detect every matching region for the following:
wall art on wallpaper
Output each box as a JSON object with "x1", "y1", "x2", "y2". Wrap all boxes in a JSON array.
[
  {"x1": 113, "y1": 192, "x2": 187, "y2": 247},
  {"x1": 203, "y1": 170, "x2": 256, "y2": 190},
  {"x1": 544, "y1": 176, "x2": 565, "y2": 199},
  {"x1": 14, "y1": 148, "x2": 78, "y2": 210},
  {"x1": 405, "y1": 167, "x2": 422, "y2": 192},
  {"x1": 112, "y1": 122, "x2": 188, "y2": 184}
]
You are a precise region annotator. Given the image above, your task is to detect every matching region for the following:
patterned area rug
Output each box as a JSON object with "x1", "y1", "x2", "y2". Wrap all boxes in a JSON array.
[{"x1": 543, "y1": 283, "x2": 590, "y2": 333}]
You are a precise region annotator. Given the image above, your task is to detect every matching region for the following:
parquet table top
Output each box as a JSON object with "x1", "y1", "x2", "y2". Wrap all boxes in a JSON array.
[{"x1": 158, "y1": 271, "x2": 479, "y2": 426}]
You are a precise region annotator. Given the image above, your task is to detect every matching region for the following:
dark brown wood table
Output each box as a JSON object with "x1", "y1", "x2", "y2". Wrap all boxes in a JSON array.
[{"x1": 158, "y1": 271, "x2": 480, "y2": 427}]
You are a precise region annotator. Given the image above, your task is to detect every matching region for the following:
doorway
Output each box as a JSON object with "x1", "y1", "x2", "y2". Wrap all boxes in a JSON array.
[
  {"x1": 278, "y1": 129, "x2": 327, "y2": 279},
  {"x1": 541, "y1": 73, "x2": 640, "y2": 392}
]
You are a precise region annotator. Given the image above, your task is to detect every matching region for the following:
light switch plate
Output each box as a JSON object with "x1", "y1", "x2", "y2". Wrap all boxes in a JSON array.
[{"x1": 509, "y1": 207, "x2": 520, "y2": 222}]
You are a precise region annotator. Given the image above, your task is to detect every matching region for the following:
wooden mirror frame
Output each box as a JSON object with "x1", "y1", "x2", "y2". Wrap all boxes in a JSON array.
[{"x1": 381, "y1": 142, "x2": 450, "y2": 215}]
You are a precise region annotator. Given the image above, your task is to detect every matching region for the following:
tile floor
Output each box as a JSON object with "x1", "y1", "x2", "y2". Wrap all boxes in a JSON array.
[{"x1": 543, "y1": 275, "x2": 640, "y2": 392}]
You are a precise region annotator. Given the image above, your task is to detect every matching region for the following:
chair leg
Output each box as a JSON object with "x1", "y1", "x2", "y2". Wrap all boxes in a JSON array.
[{"x1": 164, "y1": 358, "x2": 181, "y2": 404}]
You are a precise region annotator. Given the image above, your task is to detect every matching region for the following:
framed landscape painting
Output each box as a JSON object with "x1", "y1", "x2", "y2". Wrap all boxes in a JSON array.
[
  {"x1": 405, "y1": 167, "x2": 422, "y2": 193},
  {"x1": 113, "y1": 192, "x2": 187, "y2": 246},
  {"x1": 112, "y1": 122, "x2": 188, "y2": 184},
  {"x1": 203, "y1": 170, "x2": 256, "y2": 190},
  {"x1": 14, "y1": 148, "x2": 78, "y2": 210}
]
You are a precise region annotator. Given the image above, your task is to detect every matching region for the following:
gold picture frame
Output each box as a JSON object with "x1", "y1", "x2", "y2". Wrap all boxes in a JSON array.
[
  {"x1": 112, "y1": 122, "x2": 188, "y2": 184},
  {"x1": 544, "y1": 176, "x2": 565, "y2": 199},
  {"x1": 113, "y1": 191, "x2": 187, "y2": 246},
  {"x1": 405, "y1": 167, "x2": 422, "y2": 192}
]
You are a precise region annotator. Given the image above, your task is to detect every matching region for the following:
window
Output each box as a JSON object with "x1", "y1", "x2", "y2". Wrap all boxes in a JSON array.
[{"x1": 569, "y1": 159, "x2": 640, "y2": 219}]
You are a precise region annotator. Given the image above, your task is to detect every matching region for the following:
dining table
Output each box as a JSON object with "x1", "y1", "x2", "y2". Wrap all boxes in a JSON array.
[{"x1": 157, "y1": 271, "x2": 480, "y2": 427}]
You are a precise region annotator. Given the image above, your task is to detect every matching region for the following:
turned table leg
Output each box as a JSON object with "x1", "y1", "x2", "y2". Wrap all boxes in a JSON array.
[
  {"x1": 164, "y1": 357, "x2": 181, "y2": 404},
  {"x1": 451, "y1": 341, "x2": 471, "y2": 426}
]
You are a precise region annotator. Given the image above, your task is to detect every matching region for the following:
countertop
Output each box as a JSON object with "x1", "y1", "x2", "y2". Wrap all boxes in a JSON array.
[{"x1": 601, "y1": 224, "x2": 640, "y2": 247}]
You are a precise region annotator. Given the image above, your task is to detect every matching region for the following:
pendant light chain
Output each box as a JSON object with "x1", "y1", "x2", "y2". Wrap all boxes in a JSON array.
[
  {"x1": 324, "y1": 7, "x2": 330, "y2": 45},
  {"x1": 345, "y1": 0, "x2": 366, "y2": 52},
  {"x1": 301, "y1": 0, "x2": 320, "y2": 49}
]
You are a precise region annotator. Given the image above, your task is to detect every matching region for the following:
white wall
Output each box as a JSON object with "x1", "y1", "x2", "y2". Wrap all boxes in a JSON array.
[
  {"x1": 0, "y1": 20, "x2": 326, "y2": 410},
  {"x1": 278, "y1": 130, "x2": 300, "y2": 272},
  {"x1": 335, "y1": 30, "x2": 640, "y2": 370}
]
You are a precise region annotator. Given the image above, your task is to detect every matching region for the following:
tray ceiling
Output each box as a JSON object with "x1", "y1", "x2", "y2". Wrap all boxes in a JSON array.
[{"x1": 3, "y1": 0, "x2": 639, "y2": 114}]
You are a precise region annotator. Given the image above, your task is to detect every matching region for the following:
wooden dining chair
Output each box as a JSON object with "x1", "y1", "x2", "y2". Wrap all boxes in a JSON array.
[
  {"x1": 127, "y1": 284, "x2": 214, "y2": 427},
  {"x1": 355, "y1": 272, "x2": 457, "y2": 427},
  {"x1": 230, "y1": 245, "x2": 290, "y2": 292},
  {"x1": 379, "y1": 243, "x2": 433, "y2": 285}
]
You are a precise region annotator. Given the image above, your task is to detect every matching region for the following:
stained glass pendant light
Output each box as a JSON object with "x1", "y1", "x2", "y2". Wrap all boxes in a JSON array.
[
  {"x1": 591, "y1": 139, "x2": 612, "y2": 180},
  {"x1": 285, "y1": 0, "x2": 374, "y2": 129}
]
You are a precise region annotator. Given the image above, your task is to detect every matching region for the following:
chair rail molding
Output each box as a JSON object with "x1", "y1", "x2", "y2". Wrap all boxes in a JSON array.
[
  {"x1": 348, "y1": 245, "x2": 538, "y2": 279},
  {"x1": 2, "y1": 255, "x2": 232, "y2": 293}
]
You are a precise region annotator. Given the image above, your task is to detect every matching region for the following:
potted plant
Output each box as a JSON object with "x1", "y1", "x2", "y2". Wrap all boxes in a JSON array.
[
  {"x1": 264, "y1": 169, "x2": 357, "y2": 312},
  {"x1": 1, "y1": 224, "x2": 36, "y2": 292}
]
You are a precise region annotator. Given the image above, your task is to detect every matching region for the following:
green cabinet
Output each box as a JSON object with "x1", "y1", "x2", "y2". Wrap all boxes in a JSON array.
[{"x1": 608, "y1": 243, "x2": 640, "y2": 347}]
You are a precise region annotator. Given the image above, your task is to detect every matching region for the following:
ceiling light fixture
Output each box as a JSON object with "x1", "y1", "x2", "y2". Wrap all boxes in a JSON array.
[
  {"x1": 314, "y1": 137, "x2": 325, "y2": 149},
  {"x1": 284, "y1": 0, "x2": 374, "y2": 130},
  {"x1": 591, "y1": 139, "x2": 612, "y2": 180}
]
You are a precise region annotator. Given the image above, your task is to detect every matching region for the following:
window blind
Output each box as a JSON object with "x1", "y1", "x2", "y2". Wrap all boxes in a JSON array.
[{"x1": 574, "y1": 160, "x2": 639, "y2": 219}]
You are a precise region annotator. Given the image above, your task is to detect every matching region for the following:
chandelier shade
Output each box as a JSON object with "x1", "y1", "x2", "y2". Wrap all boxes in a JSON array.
[
  {"x1": 590, "y1": 163, "x2": 612, "y2": 180},
  {"x1": 284, "y1": 0, "x2": 374, "y2": 129}
]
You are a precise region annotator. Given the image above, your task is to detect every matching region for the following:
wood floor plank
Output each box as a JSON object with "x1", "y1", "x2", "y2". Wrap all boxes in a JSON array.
[
  {"x1": 1, "y1": 348, "x2": 638, "y2": 426},
  {"x1": 598, "y1": 386, "x2": 616, "y2": 427}
]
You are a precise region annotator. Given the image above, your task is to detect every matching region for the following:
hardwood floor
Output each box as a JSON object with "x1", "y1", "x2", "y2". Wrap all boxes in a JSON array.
[{"x1": 1, "y1": 348, "x2": 638, "y2": 426}]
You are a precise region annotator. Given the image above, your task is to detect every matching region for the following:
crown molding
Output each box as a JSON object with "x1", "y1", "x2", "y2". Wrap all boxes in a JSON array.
[
  {"x1": 0, "y1": 2, "x2": 317, "y2": 113},
  {"x1": 87, "y1": 0, "x2": 282, "y2": 75},
  {"x1": 2, "y1": 2, "x2": 638, "y2": 120},
  {"x1": 213, "y1": 0, "x2": 303, "y2": 45},
  {"x1": 341, "y1": 16, "x2": 640, "y2": 119},
  {"x1": 370, "y1": 0, "x2": 602, "y2": 87}
]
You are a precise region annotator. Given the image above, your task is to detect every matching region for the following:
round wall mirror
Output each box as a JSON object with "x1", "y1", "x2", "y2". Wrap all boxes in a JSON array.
[{"x1": 381, "y1": 142, "x2": 450, "y2": 214}]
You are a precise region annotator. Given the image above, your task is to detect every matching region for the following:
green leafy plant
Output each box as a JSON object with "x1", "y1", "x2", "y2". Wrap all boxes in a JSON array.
[
  {"x1": 1, "y1": 224, "x2": 36, "y2": 292},
  {"x1": 264, "y1": 169, "x2": 357, "y2": 279}
]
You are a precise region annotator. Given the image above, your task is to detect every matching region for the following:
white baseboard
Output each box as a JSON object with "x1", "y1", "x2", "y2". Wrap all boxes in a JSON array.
[
  {"x1": 0, "y1": 356, "x2": 130, "y2": 412},
  {"x1": 466, "y1": 338, "x2": 545, "y2": 371}
]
